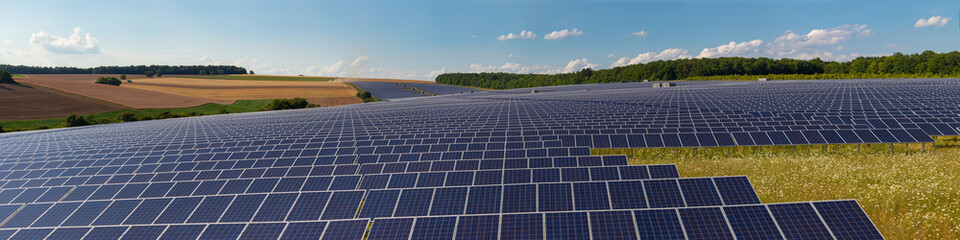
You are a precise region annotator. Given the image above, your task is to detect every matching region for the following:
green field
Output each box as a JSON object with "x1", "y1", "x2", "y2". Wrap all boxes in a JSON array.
[
  {"x1": 180, "y1": 75, "x2": 334, "y2": 81},
  {"x1": 0, "y1": 99, "x2": 273, "y2": 131},
  {"x1": 11, "y1": 74, "x2": 25, "y2": 77},
  {"x1": 684, "y1": 73, "x2": 960, "y2": 81},
  {"x1": 595, "y1": 137, "x2": 960, "y2": 240}
]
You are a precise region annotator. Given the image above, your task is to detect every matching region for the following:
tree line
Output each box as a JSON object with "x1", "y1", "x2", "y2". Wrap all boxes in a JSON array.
[
  {"x1": 0, "y1": 64, "x2": 248, "y2": 75},
  {"x1": 436, "y1": 50, "x2": 960, "y2": 89}
]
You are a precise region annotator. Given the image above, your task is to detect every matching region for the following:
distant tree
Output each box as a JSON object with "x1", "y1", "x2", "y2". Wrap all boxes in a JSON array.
[
  {"x1": 249, "y1": 70, "x2": 255, "y2": 75},
  {"x1": 156, "y1": 69, "x2": 163, "y2": 78},
  {"x1": 199, "y1": 70, "x2": 206, "y2": 76},
  {"x1": 65, "y1": 114, "x2": 91, "y2": 127},
  {"x1": 95, "y1": 77, "x2": 122, "y2": 86},
  {"x1": 116, "y1": 112, "x2": 137, "y2": 122},
  {"x1": 120, "y1": 74, "x2": 126, "y2": 80},
  {"x1": 0, "y1": 70, "x2": 14, "y2": 83},
  {"x1": 0, "y1": 124, "x2": 5, "y2": 133},
  {"x1": 217, "y1": 69, "x2": 224, "y2": 75},
  {"x1": 145, "y1": 71, "x2": 155, "y2": 78}
]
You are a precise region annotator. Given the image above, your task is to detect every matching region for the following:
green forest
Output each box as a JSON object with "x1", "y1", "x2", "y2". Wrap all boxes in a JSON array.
[
  {"x1": 436, "y1": 50, "x2": 960, "y2": 89},
  {"x1": 0, "y1": 64, "x2": 248, "y2": 75}
]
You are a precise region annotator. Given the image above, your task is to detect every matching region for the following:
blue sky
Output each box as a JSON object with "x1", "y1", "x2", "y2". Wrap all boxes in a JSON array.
[{"x1": 1, "y1": 0, "x2": 957, "y2": 80}]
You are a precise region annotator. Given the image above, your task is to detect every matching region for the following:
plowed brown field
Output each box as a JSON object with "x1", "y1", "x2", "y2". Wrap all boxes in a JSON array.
[
  {"x1": 17, "y1": 74, "x2": 232, "y2": 108},
  {"x1": 0, "y1": 82, "x2": 122, "y2": 121}
]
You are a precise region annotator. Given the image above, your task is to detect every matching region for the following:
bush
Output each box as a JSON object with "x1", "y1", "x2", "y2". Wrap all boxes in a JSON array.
[
  {"x1": 264, "y1": 98, "x2": 318, "y2": 110},
  {"x1": 145, "y1": 71, "x2": 155, "y2": 78},
  {"x1": 95, "y1": 77, "x2": 122, "y2": 86},
  {"x1": 356, "y1": 91, "x2": 377, "y2": 102},
  {"x1": 0, "y1": 70, "x2": 14, "y2": 83},
  {"x1": 120, "y1": 74, "x2": 126, "y2": 80},
  {"x1": 65, "y1": 114, "x2": 91, "y2": 127},
  {"x1": 116, "y1": 112, "x2": 137, "y2": 122},
  {"x1": 0, "y1": 124, "x2": 4, "y2": 133},
  {"x1": 218, "y1": 109, "x2": 229, "y2": 114}
]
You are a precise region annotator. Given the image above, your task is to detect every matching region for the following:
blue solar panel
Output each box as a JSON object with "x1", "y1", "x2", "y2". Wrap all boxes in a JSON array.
[
  {"x1": 369, "y1": 218, "x2": 415, "y2": 239},
  {"x1": 635, "y1": 209, "x2": 686, "y2": 239},
  {"x1": 590, "y1": 211, "x2": 638, "y2": 239},
  {"x1": 160, "y1": 225, "x2": 206, "y2": 240},
  {"x1": 573, "y1": 182, "x2": 610, "y2": 210},
  {"x1": 714, "y1": 176, "x2": 761, "y2": 205},
  {"x1": 538, "y1": 183, "x2": 573, "y2": 211},
  {"x1": 645, "y1": 179, "x2": 685, "y2": 208},
  {"x1": 321, "y1": 220, "x2": 368, "y2": 239},
  {"x1": 395, "y1": 188, "x2": 434, "y2": 217},
  {"x1": 768, "y1": 203, "x2": 834, "y2": 239},
  {"x1": 411, "y1": 216, "x2": 457, "y2": 239},
  {"x1": 465, "y1": 185, "x2": 501, "y2": 214},
  {"x1": 360, "y1": 189, "x2": 401, "y2": 218},
  {"x1": 430, "y1": 187, "x2": 468, "y2": 215},
  {"x1": 544, "y1": 212, "x2": 590, "y2": 239},
  {"x1": 678, "y1": 207, "x2": 735, "y2": 239},
  {"x1": 723, "y1": 205, "x2": 784, "y2": 239},
  {"x1": 253, "y1": 193, "x2": 298, "y2": 221},
  {"x1": 501, "y1": 213, "x2": 545, "y2": 239},
  {"x1": 322, "y1": 191, "x2": 364, "y2": 220},
  {"x1": 678, "y1": 178, "x2": 723, "y2": 207},
  {"x1": 456, "y1": 215, "x2": 500, "y2": 239},
  {"x1": 219, "y1": 194, "x2": 265, "y2": 222},
  {"x1": 813, "y1": 200, "x2": 884, "y2": 239},
  {"x1": 122, "y1": 225, "x2": 167, "y2": 239}
]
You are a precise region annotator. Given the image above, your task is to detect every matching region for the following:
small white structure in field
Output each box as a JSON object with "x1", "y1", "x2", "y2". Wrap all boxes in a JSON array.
[
  {"x1": 758, "y1": 78, "x2": 769, "y2": 81},
  {"x1": 530, "y1": 90, "x2": 539, "y2": 93},
  {"x1": 642, "y1": 79, "x2": 649, "y2": 82},
  {"x1": 654, "y1": 82, "x2": 676, "y2": 88}
]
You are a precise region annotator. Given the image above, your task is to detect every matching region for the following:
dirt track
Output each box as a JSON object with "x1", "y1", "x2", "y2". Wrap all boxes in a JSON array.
[
  {"x1": 18, "y1": 75, "x2": 232, "y2": 108},
  {"x1": 0, "y1": 82, "x2": 123, "y2": 121}
]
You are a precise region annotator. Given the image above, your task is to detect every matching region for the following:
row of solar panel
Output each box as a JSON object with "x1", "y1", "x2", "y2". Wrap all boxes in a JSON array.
[
  {"x1": 0, "y1": 164, "x2": 680, "y2": 204},
  {"x1": 0, "y1": 146, "x2": 594, "y2": 166},
  {"x1": 6, "y1": 117, "x2": 957, "y2": 156},
  {"x1": 555, "y1": 129, "x2": 934, "y2": 148},
  {"x1": 0, "y1": 200, "x2": 882, "y2": 240},
  {"x1": 3, "y1": 120, "x2": 956, "y2": 162},
  {"x1": 0, "y1": 177, "x2": 758, "y2": 228},
  {"x1": 8, "y1": 119, "x2": 955, "y2": 162},
  {"x1": 0, "y1": 155, "x2": 626, "y2": 186}
]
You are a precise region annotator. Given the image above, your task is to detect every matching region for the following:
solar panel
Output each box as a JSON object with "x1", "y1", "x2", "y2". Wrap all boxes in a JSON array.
[{"x1": 0, "y1": 79, "x2": 908, "y2": 239}]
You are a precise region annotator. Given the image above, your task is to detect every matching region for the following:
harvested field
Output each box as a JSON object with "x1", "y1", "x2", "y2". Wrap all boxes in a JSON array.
[
  {"x1": 0, "y1": 82, "x2": 122, "y2": 121},
  {"x1": 337, "y1": 77, "x2": 436, "y2": 84},
  {"x1": 17, "y1": 74, "x2": 231, "y2": 108},
  {"x1": 123, "y1": 78, "x2": 362, "y2": 107},
  {"x1": 181, "y1": 75, "x2": 335, "y2": 81}
]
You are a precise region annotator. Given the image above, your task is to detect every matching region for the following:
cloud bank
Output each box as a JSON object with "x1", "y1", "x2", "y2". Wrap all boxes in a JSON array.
[{"x1": 30, "y1": 27, "x2": 100, "y2": 54}]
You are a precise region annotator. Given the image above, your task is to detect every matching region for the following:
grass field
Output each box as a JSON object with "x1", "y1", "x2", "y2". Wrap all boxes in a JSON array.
[
  {"x1": 11, "y1": 74, "x2": 25, "y2": 77},
  {"x1": 595, "y1": 137, "x2": 960, "y2": 240},
  {"x1": 181, "y1": 75, "x2": 334, "y2": 81},
  {"x1": 0, "y1": 100, "x2": 272, "y2": 131}
]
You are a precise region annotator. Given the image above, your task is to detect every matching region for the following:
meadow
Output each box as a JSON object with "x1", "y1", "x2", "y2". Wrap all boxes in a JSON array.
[
  {"x1": 595, "y1": 137, "x2": 960, "y2": 239},
  {"x1": 0, "y1": 100, "x2": 273, "y2": 131}
]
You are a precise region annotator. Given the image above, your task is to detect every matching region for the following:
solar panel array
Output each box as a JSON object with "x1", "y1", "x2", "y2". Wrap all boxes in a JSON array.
[
  {"x1": 0, "y1": 79, "x2": 936, "y2": 239},
  {"x1": 347, "y1": 81, "x2": 477, "y2": 101}
]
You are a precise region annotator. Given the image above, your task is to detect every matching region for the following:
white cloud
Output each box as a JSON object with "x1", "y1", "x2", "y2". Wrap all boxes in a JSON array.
[
  {"x1": 765, "y1": 24, "x2": 872, "y2": 60},
  {"x1": 426, "y1": 67, "x2": 446, "y2": 79},
  {"x1": 543, "y1": 28, "x2": 583, "y2": 40},
  {"x1": 469, "y1": 58, "x2": 597, "y2": 74},
  {"x1": 630, "y1": 31, "x2": 648, "y2": 38},
  {"x1": 471, "y1": 35, "x2": 477, "y2": 39},
  {"x1": 3, "y1": 40, "x2": 12, "y2": 45},
  {"x1": 496, "y1": 30, "x2": 537, "y2": 41},
  {"x1": 607, "y1": 53, "x2": 616, "y2": 58},
  {"x1": 316, "y1": 60, "x2": 343, "y2": 76},
  {"x1": 563, "y1": 58, "x2": 597, "y2": 73},
  {"x1": 886, "y1": 43, "x2": 902, "y2": 49},
  {"x1": 696, "y1": 39, "x2": 763, "y2": 58},
  {"x1": 611, "y1": 48, "x2": 691, "y2": 68},
  {"x1": 915, "y1": 16, "x2": 951, "y2": 28},
  {"x1": 343, "y1": 56, "x2": 370, "y2": 77},
  {"x1": 29, "y1": 27, "x2": 100, "y2": 54}
]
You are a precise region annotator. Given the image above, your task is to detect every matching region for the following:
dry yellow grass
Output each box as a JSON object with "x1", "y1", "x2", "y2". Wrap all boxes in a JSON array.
[
  {"x1": 123, "y1": 78, "x2": 362, "y2": 106},
  {"x1": 596, "y1": 140, "x2": 960, "y2": 240}
]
